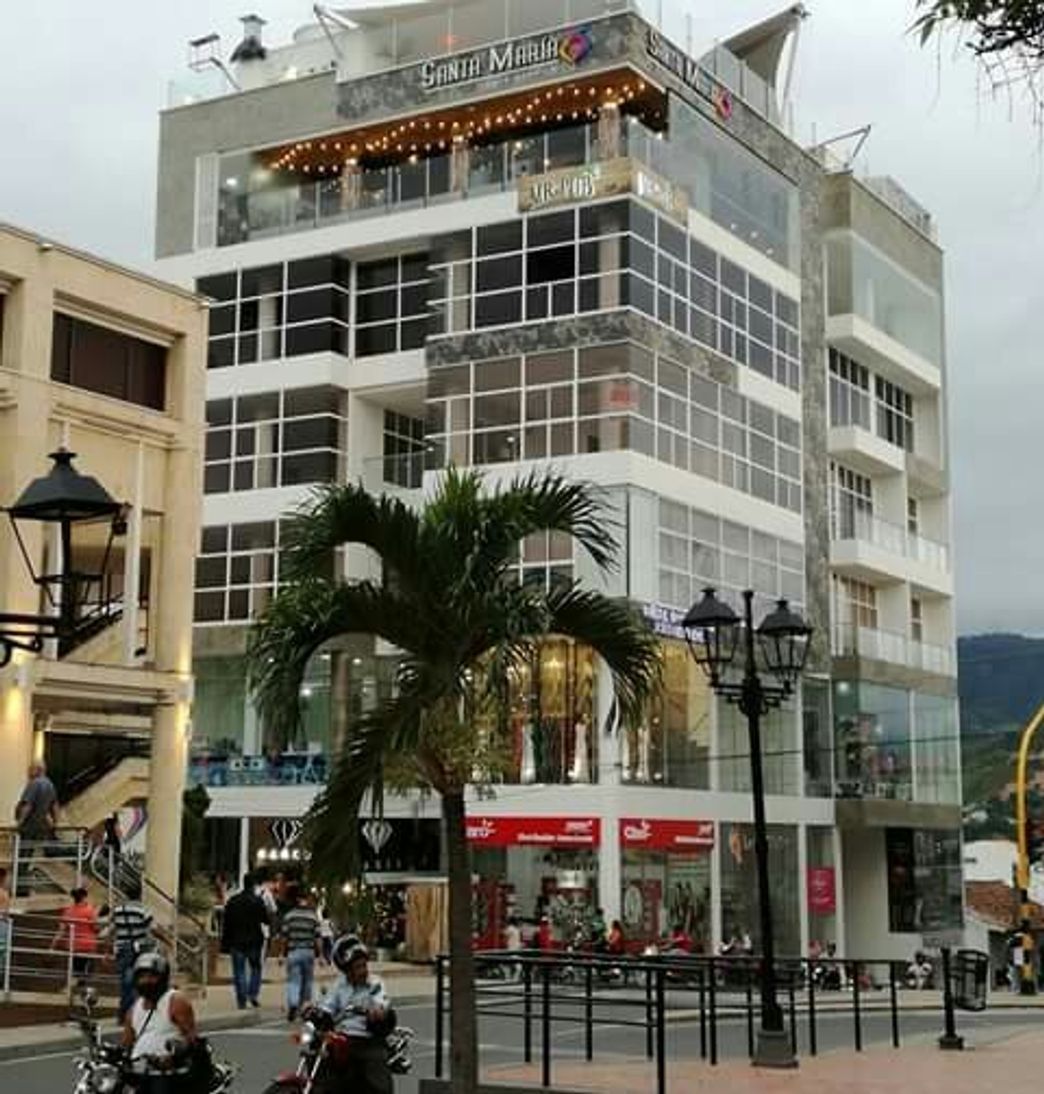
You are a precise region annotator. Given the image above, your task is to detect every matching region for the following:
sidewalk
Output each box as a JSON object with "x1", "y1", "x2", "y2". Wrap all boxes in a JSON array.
[
  {"x1": 488, "y1": 1025, "x2": 1044, "y2": 1093},
  {"x1": 0, "y1": 958, "x2": 435, "y2": 1061}
]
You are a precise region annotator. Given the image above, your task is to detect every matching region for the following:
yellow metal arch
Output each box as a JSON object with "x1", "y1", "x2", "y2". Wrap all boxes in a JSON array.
[{"x1": 1013, "y1": 702, "x2": 1044, "y2": 992}]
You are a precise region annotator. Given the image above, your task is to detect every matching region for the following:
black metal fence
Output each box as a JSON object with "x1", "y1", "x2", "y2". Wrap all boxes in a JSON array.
[{"x1": 433, "y1": 949, "x2": 983, "y2": 1093}]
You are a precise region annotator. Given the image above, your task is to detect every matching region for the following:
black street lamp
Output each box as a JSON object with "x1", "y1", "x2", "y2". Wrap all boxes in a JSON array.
[
  {"x1": 682, "y1": 587, "x2": 812, "y2": 1069},
  {"x1": 0, "y1": 450, "x2": 125, "y2": 668}
]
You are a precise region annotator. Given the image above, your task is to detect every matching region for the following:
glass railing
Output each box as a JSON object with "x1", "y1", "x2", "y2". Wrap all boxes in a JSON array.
[
  {"x1": 831, "y1": 623, "x2": 954, "y2": 676},
  {"x1": 830, "y1": 509, "x2": 950, "y2": 572},
  {"x1": 216, "y1": 125, "x2": 644, "y2": 246},
  {"x1": 188, "y1": 750, "x2": 328, "y2": 788},
  {"x1": 360, "y1": 452, "x2": 428, "y2": 498}
]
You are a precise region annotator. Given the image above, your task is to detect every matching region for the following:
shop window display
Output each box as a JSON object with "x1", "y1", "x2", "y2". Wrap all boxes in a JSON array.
[
  {"x1": 720, "y1": 823, "x2": 800, "y2": 956},
  {"x1": 472, "y1": 638, "x2": 597, "y2": 785},
  {"x1": 621, "y1": 849, "x2": 712, "y2": 950},
  {"x1": 621, "y1": 640, "x2": 711, "y2": 788},
  {"x1": 834, "y1": 681, "x2": 911, "y2": 801}
]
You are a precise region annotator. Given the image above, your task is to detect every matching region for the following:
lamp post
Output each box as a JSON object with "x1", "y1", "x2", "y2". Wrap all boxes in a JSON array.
[
  {"x1": 682, "y1": 587, "x2": 812, "y2": 1069},
  {"x1": 0, "y1": 449, "x2": 125, "y2": 667}
]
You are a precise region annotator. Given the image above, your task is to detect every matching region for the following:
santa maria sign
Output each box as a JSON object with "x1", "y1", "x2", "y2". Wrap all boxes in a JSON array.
[{"x1": 420, "y1": 26, "x2": 594, "y2": 92}]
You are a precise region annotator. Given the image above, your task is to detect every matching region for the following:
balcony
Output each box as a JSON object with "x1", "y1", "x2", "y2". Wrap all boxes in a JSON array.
[
  {"x1": 831, "y1": 623, "x2": 955, "y2": 677},
  {"x1": 215, "y1": 117, "x2": 639, "y2": 248},
  {"x1": 831, "y1": 510, "x2": 951, "y2": 593},
  {"x1": 826, "y1": 313, "x2": 941, "y2": 396}
]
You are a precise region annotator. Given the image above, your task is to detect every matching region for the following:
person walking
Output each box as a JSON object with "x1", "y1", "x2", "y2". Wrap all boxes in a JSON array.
[
  {"x1": 14, "y1": 762, "x2": 59, "y2": 886},
  {"x1": 281, "y1": 886, "x2": 320, "y2": 1022},
  {"x1": 221, "y1": 872, "x2": 268, "y2": 1010},
  {"x1": 102, "y1": 812, "x2": 122, "y2": 857},
  {"x1": 51, "y1": 887, "x2": 100, "y2": 994},
  {"x1": 108, "y1": 885, "x2": 155, "y2": 1021}
]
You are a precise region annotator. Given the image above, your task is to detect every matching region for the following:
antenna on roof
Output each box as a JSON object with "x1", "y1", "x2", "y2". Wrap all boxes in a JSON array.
[
  {"x1": 811, "y1": 124, "x2": 871, "y2": 173},
  {"x1": 187, "y1": 32, "x2": 241, "y2": 91},
  {"x1": 313, "y1": 4, "x2": 360, "y2": 60}
]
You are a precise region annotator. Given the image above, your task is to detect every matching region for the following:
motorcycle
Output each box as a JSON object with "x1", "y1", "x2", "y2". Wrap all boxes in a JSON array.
[
  {"x1": 70, "y1": 987, "x2": 235, "y2": 1094},
  {"x1": 263, "y1": 1006, "x2": 414, "y2": 1093}
]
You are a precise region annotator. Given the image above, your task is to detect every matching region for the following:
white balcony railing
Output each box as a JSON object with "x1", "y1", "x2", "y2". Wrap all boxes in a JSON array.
[
  {"x1": 831, "y1": 509, "x2": 950, "y2": 573},
  {"x1": 832, "y1": 623, "x2": 955, "y2": 677}
]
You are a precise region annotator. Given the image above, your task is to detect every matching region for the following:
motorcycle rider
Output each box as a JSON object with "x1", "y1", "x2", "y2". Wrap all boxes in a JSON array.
[
  {"x1": 314, "y1": 937, "x2": 393, "y2": 1094},
  {"x1": 121, "y1": 951, "x2": 198, "y2": 1093}
]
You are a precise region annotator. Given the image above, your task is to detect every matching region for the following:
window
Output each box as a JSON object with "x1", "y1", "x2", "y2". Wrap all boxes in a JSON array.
[
  {"x1": 834, "y1": 681, "x2": 911, "y2": 801},
  {"x1": 886, "y1": 829, "x2": 962, "y2": 932},
  {"x1": 382, "y1": 410, "x2": 425, "y2": 488},
  {"x1": 425, "y1": 341, "x2": 801, "y2": 513},
  {"x1": 828, "y1": 348, "x2": 870, "y2": 429},
  {"x1": 198, "y1": 257, "x2": 350, "y2": 369},
  {"x1": 655, "y1": 498, "x2": 804, "y2": 616},
  {"x1": 907, "y1": 497, "x2": 919, "y2": 536},
  {"x1": 876, "y1": 377, "x2": 914, "y2": 451},
  {"x1": 835, "y1": 576, "x2": 877, "y2": 629},
  {"x1": 910, "y1": 597, "x2": 923, "y2": 643},
  {"x1": 194, "y1": 521, "x2": 279, "y2": 623},
  {"x1": 830, "y1": 463, "x2": 873, "y2": 539},
  {"x1": 355, "y1": 254, "x2": 430, "y2": 356},
  {"x1": 203, "y1": 387, "x2": 344, "y2": 494},
  {"x1": 51, "y1": 314, "x2": 166, "y2": 410},
  {"x1": 429, "y1": 200, "x2": 801, "y2": 391}
]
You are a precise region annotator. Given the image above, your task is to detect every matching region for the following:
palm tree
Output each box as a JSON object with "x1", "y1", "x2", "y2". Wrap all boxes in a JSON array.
[{"x1": 247, "y1": 468, "x2": 661, "y2": 1093}]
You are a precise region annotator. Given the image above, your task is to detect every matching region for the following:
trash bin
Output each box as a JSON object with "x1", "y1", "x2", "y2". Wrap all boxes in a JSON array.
[{"x1": 951, "y1": 949, "x2": 988, "y2": 1011}]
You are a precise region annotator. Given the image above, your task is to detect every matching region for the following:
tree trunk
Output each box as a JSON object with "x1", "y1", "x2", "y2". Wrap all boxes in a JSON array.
[{"x1": 442, "y1": 787, "x2": 478, "y2": 1092}]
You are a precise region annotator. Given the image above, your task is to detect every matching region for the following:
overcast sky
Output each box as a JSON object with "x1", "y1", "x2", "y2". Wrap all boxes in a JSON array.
[{"x1": 0, "y1": 1, "x2": 1037, "y2": 636}]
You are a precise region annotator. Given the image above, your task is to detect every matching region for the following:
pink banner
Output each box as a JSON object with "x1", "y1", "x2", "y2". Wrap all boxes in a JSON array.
[{"x1": 807, "y1": 866, "x2": 836, "y2": 915}]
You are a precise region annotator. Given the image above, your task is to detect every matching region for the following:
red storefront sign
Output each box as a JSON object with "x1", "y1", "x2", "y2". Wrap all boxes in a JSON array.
[
  {"x1": 619, "y1": 818, "x2": 715, "y2": 852},
  {"x1": 466, "y1": 816, "x2": 601, "y2": 848},
  {"x1": 807, "y1": 866, "x2": 837, "y2": 915}
]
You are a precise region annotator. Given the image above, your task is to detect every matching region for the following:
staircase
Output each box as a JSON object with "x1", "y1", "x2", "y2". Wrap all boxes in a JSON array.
[
  {"x1": 60, "y1": 757, "x2": 150, "y2": 832},
  {"x1": 0, "y1": 831, "x2": 211, "y2": 1001}
]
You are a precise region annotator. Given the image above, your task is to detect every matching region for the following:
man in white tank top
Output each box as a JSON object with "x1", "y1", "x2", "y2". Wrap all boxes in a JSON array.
[{"x1": 122, "y1": 951, "x2": 198, "y2": 1092}]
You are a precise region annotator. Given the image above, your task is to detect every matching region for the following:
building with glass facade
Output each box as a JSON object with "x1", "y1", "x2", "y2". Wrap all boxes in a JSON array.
[{"x1": 154, "y1": 0, "x2": 961, "y2": 959}]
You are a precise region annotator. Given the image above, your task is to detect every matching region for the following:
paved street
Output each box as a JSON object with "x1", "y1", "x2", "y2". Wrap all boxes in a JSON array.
[{"x1": 1, "y1": 999, "x2": 1038, "y2": 1092}]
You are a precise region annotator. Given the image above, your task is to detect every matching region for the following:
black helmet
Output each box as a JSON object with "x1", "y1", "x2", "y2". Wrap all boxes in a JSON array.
[{"x1": 331, "y1": 934, "x2": 367, "y2": 974}]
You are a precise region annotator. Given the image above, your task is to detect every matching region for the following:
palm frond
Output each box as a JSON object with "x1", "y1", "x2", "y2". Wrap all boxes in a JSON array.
[
  {"x1": 278, "y1": 482, "x2": 425, "y2": 590},
  {"x1": 481, "y1": 471, "x2": 620, "y2": 574},
  {"x1": 303, "y1": 679, "x2": 432, "y2": 886},
  {"x1": 544, "y1": 583, "x2": 662, "y2": 725},
  {"x1": 246, "y1": 580, "x2": 423, "y2": 746}
]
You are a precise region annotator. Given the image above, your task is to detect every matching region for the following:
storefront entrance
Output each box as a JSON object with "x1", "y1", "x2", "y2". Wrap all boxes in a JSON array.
[{"x1": 620, "y1": 818, "x2": 713, "y2": 951}]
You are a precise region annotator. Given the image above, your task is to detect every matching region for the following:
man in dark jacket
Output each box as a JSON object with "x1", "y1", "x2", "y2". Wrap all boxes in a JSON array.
[{"x1": 221, "y1": 873, "x2": 269, "y2": 1008}]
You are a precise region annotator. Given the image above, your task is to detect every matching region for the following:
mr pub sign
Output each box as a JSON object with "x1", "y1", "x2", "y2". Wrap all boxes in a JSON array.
[{"x1": 419, "y1": 26, "x2": 594, "y2": 92}]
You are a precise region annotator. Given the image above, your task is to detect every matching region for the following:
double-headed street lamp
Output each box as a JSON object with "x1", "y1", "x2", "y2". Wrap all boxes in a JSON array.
[{"x1": 682, "y1": 587, "x2": 813, "y2": 1069}]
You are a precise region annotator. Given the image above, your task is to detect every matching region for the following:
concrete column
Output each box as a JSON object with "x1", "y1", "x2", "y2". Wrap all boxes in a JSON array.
[
  {"x1": 598, "y1": 809, "x2": 621, "y2": 925},
  {"x1": 597, "y1": 101, "x2": 621, "y2": 161},
  {"x1": 710, "y1": 823, "x2": 723, "y2": 953},
  {"x1": 122, "y1": 443, "x2": 145, "y2": 665},
  {"x1": 450, "y1": 137, "x2": 470, "y2": 193},
  {"x1": 339, "y1": 160, "x2": 361, "y2": 211},
  {"x1": 145, "y1": 699, "x2": 190, "y2": 907},
  {"x1": 832, "y1": 826, "x2": 847, "y2": 956},
  {"x1": 595, "y1": 656, "x2": 621, "y2": 921},
  {"x1": 238, "y1": 817, "x2": 250, "y2": 884},
  {"x1": 145, "y1": 327, "x2": 202, "y2": 899},
  {"x1": 797, "y1": 822, "x2": 809, "y2": 959},
  {"x1": 0, "y1": 674, "x2": 34, "y2": 827}
]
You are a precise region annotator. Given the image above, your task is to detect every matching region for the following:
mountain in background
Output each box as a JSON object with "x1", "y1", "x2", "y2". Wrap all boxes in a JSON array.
[
  {"x1": 958, "y1": 634, "x2": 1044, "y2": 839},
  {"x1": 959, "y1": 633, "x2": 1044, "y2": 736}
]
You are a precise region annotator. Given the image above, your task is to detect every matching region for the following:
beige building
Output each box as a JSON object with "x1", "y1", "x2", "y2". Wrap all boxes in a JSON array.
[{"x1": 0, "y1": 223, "x2": 205, "y2": 899}]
